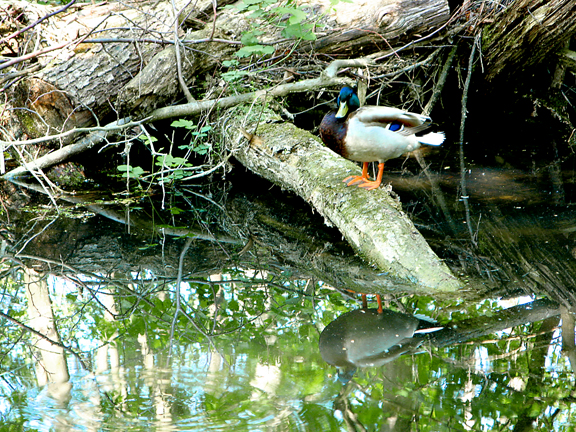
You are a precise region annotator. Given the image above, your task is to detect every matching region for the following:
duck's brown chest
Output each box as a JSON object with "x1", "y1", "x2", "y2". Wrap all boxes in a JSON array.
[{"x1": 319, "y1": 112, "x2": 349, "y2": 158}]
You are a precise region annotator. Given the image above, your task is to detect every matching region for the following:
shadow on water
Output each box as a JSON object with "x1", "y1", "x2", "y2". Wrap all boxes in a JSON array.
[{"x1": 1, "y1": 163, "x2": 576, "y2": 430}]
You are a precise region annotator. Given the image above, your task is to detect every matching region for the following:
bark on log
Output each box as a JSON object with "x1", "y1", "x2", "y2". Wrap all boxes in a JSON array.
[
  {"x1": 308, "y1": 0, "x2": 450, "y2": 55},
  {"x1": 2, "y1": 0, "x2": 226, "y2": 140},
  {"x1": 230, "y1": 118, "x2": 461, "y2": 292},
  {"x1": 482, "y1": 0, "x2": 576, "y2": 82},
  {"x1": 116, "y1": 28, "x2": 238, "y2": 118}
]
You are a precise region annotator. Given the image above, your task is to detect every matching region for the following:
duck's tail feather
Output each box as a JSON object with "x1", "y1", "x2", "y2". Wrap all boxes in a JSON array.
[
  {"x1": 414, "y1": 314, "x2": 443, "y2": 334},
  {"x1": 414, "y1": 326, "x2": 444, "y2": 334},
  {"x1": 418, "y1": 131, "x2": 445, "y2": 146}
]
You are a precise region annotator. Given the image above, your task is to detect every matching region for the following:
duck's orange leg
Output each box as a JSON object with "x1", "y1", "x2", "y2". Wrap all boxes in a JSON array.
[
  {"x1": 357, "y1": 163, "x2": 385, "y2": 190},
  {"x1": 343, "y1": 289, "x2": 383, "y2": 312},
  {"x1": 343, "y1": 162, "x2": 369, "y2": 186},
  {"x1": 363, "y1": 293, "x2": 383, "y2": 313},
  {"x1": 343, "y1": 163, "x2": 385, "y2": 190}
]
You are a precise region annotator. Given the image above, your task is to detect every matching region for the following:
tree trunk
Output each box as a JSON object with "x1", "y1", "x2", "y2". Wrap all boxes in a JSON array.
[
  {"x1": 309, "y1": 0, "x2": 450, "y2": 55},
  {"x1": 482, "y1": 0, "x2": 576, "y2": 82}
]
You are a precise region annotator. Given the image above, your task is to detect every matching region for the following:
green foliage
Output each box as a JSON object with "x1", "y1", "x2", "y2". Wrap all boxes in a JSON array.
[
  {"x1": 117, "y1": 164, "x2": 145, "y2": 179},
  {"x1": 139, "y1": 133, "x2": 158, "y2": 146},
  {"x1": 172, "y1": 119, "x2": 213, "y2": 156},
  {"x1": 2, "y1": 263, "x2": 576, "y2": 431},
  {"x1": 115, "y1": 119, "x2": 216, "y2": 187},
  {"x1": 221, "y1": 60, "x2": 249, "y2": 82},
  {"x1": 225, "y1": 0, "x2": 317, "y2": 59}
]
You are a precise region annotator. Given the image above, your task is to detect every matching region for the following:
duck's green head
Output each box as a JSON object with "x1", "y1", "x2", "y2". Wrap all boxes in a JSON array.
[{"x1": 335, "y1": 86, "x2": 360, "y2": 119}]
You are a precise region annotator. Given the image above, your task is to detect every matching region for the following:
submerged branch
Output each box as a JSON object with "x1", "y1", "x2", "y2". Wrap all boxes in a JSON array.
[
  {"x1": 1, "y1": 118, "x2": 141, "y2": 179},
  {"x1": 459, "y1": 35, "x2": 480, "y2": 247}
]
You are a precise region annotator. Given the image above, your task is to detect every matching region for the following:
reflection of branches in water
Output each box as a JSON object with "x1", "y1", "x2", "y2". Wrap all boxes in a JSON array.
[
  {"x1": 7, "y1": 253, "x2": 158, "y2": 314},
  {"x1": 334, "y1": 384, "x2": 367, "y2": 432},
  {"x1": 458, "y1": 33, "x2": 481, "y2": 247},
  {"x1": 169, "y1": 237, "x2": 205, "y2": 359},
  {"x1": 3, "y1": 249, "x2": 326, "y2": 376},
  {"x1": 0, "y1": 309, "x2": 87, "y2": 369}
]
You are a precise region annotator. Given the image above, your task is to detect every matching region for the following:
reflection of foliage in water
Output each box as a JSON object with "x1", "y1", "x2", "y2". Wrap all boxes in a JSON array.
[{"x1": 0, "y1": 261, "x2": 573, "y2": 430}]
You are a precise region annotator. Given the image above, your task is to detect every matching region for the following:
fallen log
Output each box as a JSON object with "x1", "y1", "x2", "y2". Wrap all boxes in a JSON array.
[
  {"x1": 482, "y1": 0, "x2": 576, "y2": 82},
  {"x1": 307, "y1": 0, "x2": 450, "y2": 54},
  {"x1": 230, "y1": 119, "x2": 462, "y2": 292}
]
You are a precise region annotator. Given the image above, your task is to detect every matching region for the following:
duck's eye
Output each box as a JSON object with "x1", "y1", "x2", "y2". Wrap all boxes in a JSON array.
[{"x1": 388, "y1": 122, "x2": 403, "y2": 132}]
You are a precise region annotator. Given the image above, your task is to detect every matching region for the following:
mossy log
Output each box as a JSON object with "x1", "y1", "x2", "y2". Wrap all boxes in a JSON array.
[{"x1": 231, "y1": 120, "x2": 462, "y2": 292}]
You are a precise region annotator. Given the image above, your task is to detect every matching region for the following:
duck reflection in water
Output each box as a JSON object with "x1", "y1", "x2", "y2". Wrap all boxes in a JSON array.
[{"x1": 319, "y1": 295, "x2": 443, "y2": 383}]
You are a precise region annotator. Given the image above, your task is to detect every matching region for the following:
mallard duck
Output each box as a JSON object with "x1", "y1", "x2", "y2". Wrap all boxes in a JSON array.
[
  {"x1": 319, "y1": 301, "x2": 442, "y2": 383},
  {"x1": 319, "y1": 86, "x2": 445, "y2": 190}
]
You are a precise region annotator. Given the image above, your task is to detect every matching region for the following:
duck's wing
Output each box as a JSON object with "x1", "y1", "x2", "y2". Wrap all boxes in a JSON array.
[{"x1": 353, "y1": 106, "x2": 432, "y2": 136}]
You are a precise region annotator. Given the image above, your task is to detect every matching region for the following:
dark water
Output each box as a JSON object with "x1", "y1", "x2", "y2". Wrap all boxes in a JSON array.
[{"x1": 1, "y1": 162, "x2": 576, "y2": 431}]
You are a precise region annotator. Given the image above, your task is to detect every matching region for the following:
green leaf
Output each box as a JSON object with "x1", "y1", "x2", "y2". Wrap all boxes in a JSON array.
[
  {"x1": 222, "y1": 59, "x2": 239, "y2": 68},
  {"x1": 282, "y1": 23, "x2": 316, "y2": 40},
  {"x1": 222, "y1": 70, "x2": 248, "y2": 82},
  {"x1": 138, "y1": 243, "x2": 158, "y2": 250},
  {"x1": 275, "y1": 7, "x2": 307, "y2": 24},
  {"x1": 117, "y1": 165, "x2": 145, "y2": 179},
  {"x1": 241, "y1": 32, "x2": 260, "y2": 46},
  {"x1": 248, "y1": 8, "x2": 267, "y2": 18},
  {"x1": 130, "y1": 166, "x2": 145, "y2": 178},
  {"x1": 172, "y1": 119, "x2": 195, "y2": 129},
  {"x1": 193, "y1": 144, "x2": 211, "y2": 155},
  {"x1": 236, "y1": 45, "x2": 275, "y2": 58},
  {"x1": 138, "y1": 134, "x2": 158, "y2": 145},
  {"x1": 156, "y1": 154, "x2": 189, "y2": 167}
]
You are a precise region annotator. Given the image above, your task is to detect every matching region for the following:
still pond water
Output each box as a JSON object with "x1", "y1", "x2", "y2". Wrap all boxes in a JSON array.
[{"x1": 2, "y1": 165, "x2": 576, "y2": 431}]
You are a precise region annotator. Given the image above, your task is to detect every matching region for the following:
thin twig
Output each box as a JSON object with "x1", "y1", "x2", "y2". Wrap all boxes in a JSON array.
[
  {"x1": 412, "y1": 45, "x2": 460, "y2": 236},
  {"x1": 210, "y1": 0, "x2": 218, "y2": 41},
  {"x1": 0, "y1": 118, "x2": 145, "y2": 147},
  {"x1": 459, "y1": 34, "x2": 480, "y2": 247},
  {"x1": 0, "y1": 0, "x2": 77, "y2": 45},
  {"x1": 171, "y1": 0, "x2": 195, "y2": 103},
  {"x1": 423, "y1": 43, "x2": 458, "y2": 116},
  {"x1": 372, "y1": 48, "x2": 443, "y2": 79},
  {"x1": 1, "y1": 118, "x2": 145, "y2": 179},
  {"x1": 80, "y1": 37, "x2": 241, "y2": 45}
]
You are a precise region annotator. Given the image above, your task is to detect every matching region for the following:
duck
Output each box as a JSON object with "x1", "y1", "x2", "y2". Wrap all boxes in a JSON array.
[
  {"x1": 318, "y1": 296, "x2": 443, "y2": 383},
  {"x1": 319, "y1": 86, "x2": 445, "y2": 190}
]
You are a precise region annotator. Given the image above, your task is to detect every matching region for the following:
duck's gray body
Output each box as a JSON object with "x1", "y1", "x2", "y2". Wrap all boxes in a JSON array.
[
  {"x1": 319, "y1": 308, "x2": 442, "y2": 382},
  {"x1": 343, "y1": 106, "x2": 444, "y2": 163}
]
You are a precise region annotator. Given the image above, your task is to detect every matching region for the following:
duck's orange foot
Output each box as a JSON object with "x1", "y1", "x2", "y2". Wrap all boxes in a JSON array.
[
  {"x1": 342, "y1": 175, "x2": 367, "y2": 186},
  {"x1": 361, "y1": 293, "x2": 383, "y2": 313},
  {"x1": 342, "y1": 162, "x2": 384, "y2": 190},
  {"x1": 342, "y1": 176, "x2": 381, "y2": 190},
  {"x1": 357, "y1": 180, "x2": 382, "y2": 190}
]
